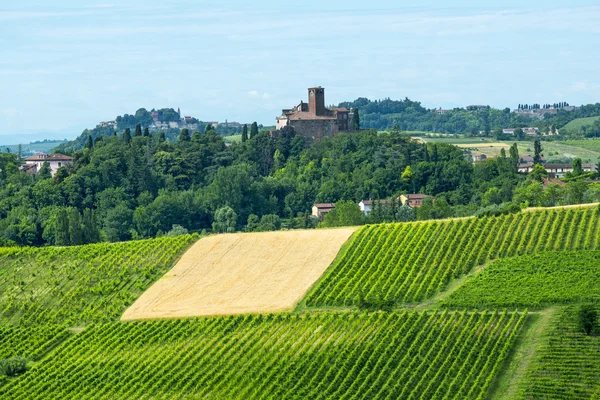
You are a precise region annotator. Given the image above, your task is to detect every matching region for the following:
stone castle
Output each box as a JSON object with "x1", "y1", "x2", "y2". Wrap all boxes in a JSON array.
[{"x1": 276, "y1": 87, "x2": 353, "y2": 140}]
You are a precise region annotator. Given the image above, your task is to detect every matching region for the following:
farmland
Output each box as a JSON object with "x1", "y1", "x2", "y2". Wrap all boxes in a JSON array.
[
  {"x1": 0, "y1": 235, "x2": 196, "y2": 326},
  {"x1": 519, "y1": 306, "x2": 600, "y2": 399},
  {"x1": 122, "y1": 229, "x2": 355, "y2": 320},
  {"x1": 0, "y1": 310, "x2": 526, "y2": 399},
  {"x1": 304, "y1": 207, "x2": 600, "y2": 307},
  {"x1": 444, "y1": 251, "x2": 600, "y2": 308},
  {"x1": 1, "y1": 206, "x2": 600, "y2": 398}
]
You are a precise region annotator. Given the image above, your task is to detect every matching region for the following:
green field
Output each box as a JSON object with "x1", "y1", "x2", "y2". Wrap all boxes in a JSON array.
[
  {"x1": 519, "y1": 306, "x2": 600, "y2": 399},
  {"x1": 223, "y1": 134, "x2": 242, "y2": 143},
  {"x1": 0, "y1": 310, "x2": 525, "y2": 399},
  {"x1": 304, "y1": 208, "x2": 600, "y2": 307},
  {"x1": 2, "y1": 207, "x2": 600, "y2": 398},
  {"x1": 561, "y1": 116, "x2": 600, "y2": 135},
  {"x1": 0, "y1": 235, "x2": 196, "y2": 326},
  {"x1": 564, "y1": 138, "x2": 600, "y2": 153},
  {"x1": 444, "y1": 251, "x2": 600, "y2": 308}
]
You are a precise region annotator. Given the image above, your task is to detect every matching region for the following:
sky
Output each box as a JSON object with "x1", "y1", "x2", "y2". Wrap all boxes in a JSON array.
[{"x1": 1, "y1": 0, "x2": 599, "y2": 141}]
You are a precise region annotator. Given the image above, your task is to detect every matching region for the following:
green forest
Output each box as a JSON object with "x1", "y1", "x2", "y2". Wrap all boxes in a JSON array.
[{"x1": 1, "y1": 123, "x2": 600, "y2": 246}]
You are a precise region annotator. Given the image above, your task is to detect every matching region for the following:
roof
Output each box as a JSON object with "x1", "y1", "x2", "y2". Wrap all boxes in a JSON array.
[
  {"x1": 330, "y1": 107, "x2": 349, "y2": 112},
  {"x1": 24, "y1": 153, "x2": 73, "y2": 162},
  {"x1": 360, "y1": 199, "x2": 393, "y2": 206},
  {"x1": 543, "y1": 178, "x2": 566, "y2": 186},
  {"x1": 313, "y1": 203, "x2": 336, "y2": 209},
  {"x1": 403, "y1": 194, "x2": 427, "y2": 199},
  {"x1": 545, "y1": 164, "x2": 572, "y2": 169},
  {"x1": 288, "y1": 113, "x2": 336, "y2": 121}
]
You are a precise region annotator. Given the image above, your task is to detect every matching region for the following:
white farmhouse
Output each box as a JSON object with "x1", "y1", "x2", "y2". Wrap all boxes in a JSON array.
[{"x1": 23, "y1": 153, "x2": 73, "y2": 176}]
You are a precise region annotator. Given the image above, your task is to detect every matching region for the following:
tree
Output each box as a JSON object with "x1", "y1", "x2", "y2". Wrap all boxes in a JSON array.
[
  {"x1": 250, "y1": 122, "x2": 259, "y2": 138},
  {"x1": 82, "y1": 208, "x2": 100, "y2": 243},
  {"x1": 143, "y1": 127, "x2": 150, "y2": 137},
  {"x1": 123, "y1": 128, "x2": 132, "y2": 144},
  {"x1": 509, "y1": 143, "x2": 519, "y2": 173},
  {"x1": 530, "y1": 163, "x2": 548, "y2": 182},
  {"x1": 241, "y1": 124, "x2": 248, "y2": 143},
  {"x1": 104, "y1": 204, "x2": 133, "y2": 242},
  {"x1": 578, "y1": 304, "x2": 597, "y2": 336},
  {"x1": 321, "y1": 200, "x2": 364, "y2": 227},
  {"x1": 205, "y1": 123, "x2": 214, "y2": 133},
  {"x1": 178, "y1": 128, "x2": 191, "y2": 142},
  {"x1": 212, "y1": 206, "x2": 237, "y2": 233},
  {"x1": 352, "y1": 109, "x2": 360, "y2": 130},
  {"x1": 258, "y1": 214, "x2": 282, "y2": 231},
  {"x1": 134, "y1": 123, "x2": 142, "y2": 137},
  {"x1": 67, "y1": 208, "x2": 84, "y2": 245},
  {"x1": 38, "y1": 161, "x2": 52, "y2": 180},
  {"x1": 17, "y1": 144, "x2": 22, "y2": 165},
  {"x1": 166, "y1": 224, "x2": 188, "y2": 236},
  {"x1": 533, "y1": 140, "x2": 543, "y2": 165},
  {"x1": 85, "y1": 135, "x2": 93, "y2": 150},
  {"x1": 246, "y1": 214, "x2": 260, "y2": 232},
  {"x1": 572, "y1": 158, "x2": 583, "y2": 177},
  {"x1": 55, "y1": 208, "x2": 70, "y2": 246}
]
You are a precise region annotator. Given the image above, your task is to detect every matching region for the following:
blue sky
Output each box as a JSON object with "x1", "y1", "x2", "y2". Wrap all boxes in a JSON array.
[{"x1": 1, "y1": 0, "x2": 599, "y2": 141}]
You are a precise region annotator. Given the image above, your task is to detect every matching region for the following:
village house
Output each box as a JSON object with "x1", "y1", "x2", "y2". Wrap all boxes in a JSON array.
[
  {"x1": 311, "y1": 203, "x2": 336, "y2": 219},
  {"x1": 399, "y1": 194, "x2": 430, "y2": 208},
  {"x1": 276, "y1": 87, "x2": 353, "y2": 140},
  {"x1": 22, "y1": 153, "x2": 73, "y2": 176},
  {"x1": 544, "y1": 163, "x2": 597, "y2": 178}
]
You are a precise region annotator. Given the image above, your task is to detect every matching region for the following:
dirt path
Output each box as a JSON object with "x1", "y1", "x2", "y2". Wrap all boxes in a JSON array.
[
  {"x1": 121, "y1": 228, "x2": 356, "y2": 320},
  {"x1": 489, "y1": 308, "x2": 556, "y2": 400}
]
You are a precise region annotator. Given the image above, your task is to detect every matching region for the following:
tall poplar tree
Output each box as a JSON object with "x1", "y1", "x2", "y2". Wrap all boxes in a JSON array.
[{"x1": 242, "y1": 124, "x2": 248, "y2": 142}]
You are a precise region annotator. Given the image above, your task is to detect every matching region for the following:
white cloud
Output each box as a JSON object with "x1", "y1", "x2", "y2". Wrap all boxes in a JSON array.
[{"x1": 248, "y1": 90, "x2": 259, "y2": 97}]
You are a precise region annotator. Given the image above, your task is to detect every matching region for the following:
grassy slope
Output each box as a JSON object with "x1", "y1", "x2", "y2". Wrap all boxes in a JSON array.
[
  {"x1": 561, "y1": 116, "x2": 600, "y2": 134},
  {"x1": 564, "y1": 138, "x2": 600, "y2": 153}
]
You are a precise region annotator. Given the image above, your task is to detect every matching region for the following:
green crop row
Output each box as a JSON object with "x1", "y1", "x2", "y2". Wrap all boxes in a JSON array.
[
  {"x1": 305, "y1": 207, "x2": 600, "y2": 307},
  {"x1": 444, "y1": 251, "x2": 600, "y2": 308},
  {"x1": 519, "y1": 306, "x2": 600, "y2": 399},
  {"x1": 0, "y1": 310, "x2": 526, "y2": 399},
  {"x1": 0, "y1": 234, "x2": 197, "y2": 326}
]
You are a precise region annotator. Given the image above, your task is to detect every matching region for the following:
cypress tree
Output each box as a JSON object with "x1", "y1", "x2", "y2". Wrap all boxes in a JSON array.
[
  {"x1": 352, "y1": 110, "x2": 360, "y2": 130},
  {"x1": 143, "y1": 127, "x2": 150, "y2": 137},
  {"x1": 68, "y1": 208, "x2": 84, "y2": 246},
  {"x1": 250, "y1": 122, "x2": 258, "y2": 138},
  {"x1": 85, "y1": 135, "x2": 93, "y2": 150},
  {"x1": 55, "y1": 208, "x2": 70, "y2": 246},
  {"x1": 123, "y1": 128, "x2": 132, "y2": 144},
  {"x1": 178, "y1": 128, "x2": 191, "y2": 142},
  {"x1": 242, "y1": 124, "x2": 248, "y2": 142},
  {"x1": 533, "y1": 140, "x2": 543, "y2": 165},
  {"x1": 135, "y1": 123, "x2": 142, "y2": 137},
  {"x1": 82, "y1": 208, "x2": 100, "y2": 244}
]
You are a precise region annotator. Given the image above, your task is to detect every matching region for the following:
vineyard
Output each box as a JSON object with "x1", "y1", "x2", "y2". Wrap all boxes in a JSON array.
[
  {"x1": 304, "y1": 207, "x2": 600, "y2": 307},
  {"x1": 0, "y1": 325, "x2": 69, "y2": 359},
  {"x1": 519, "y1": 306, "x2": 600, "y2": 399},
  {"x1": 0, "y1": 310, "x2": 526, "y2": 399},
  {"x1": 0, "y1": 234, "x2": 197, "y2": 326},
  {"x1": 444, "y1": 251, "x2": 600, "y2": 308}
]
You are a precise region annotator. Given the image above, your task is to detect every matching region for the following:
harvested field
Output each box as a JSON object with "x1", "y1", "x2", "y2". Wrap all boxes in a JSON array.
[{"x1": 121, "y1": 228, "x2": 356, "y2": 320}]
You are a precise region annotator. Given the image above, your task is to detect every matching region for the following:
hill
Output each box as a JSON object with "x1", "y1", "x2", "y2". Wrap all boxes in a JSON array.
[
  {"x1": 122, "y1": 229, "x2": 355, "y2": 320},
  {"x1": 2, "y1": 206, "x2": 600, "y2": 397},
  {"x1": 561, "y1": 116, "x2": 600, "y2": 135}
]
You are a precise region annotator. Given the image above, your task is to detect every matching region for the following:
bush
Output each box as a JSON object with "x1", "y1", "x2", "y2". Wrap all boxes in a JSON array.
[
  {"x1": 165, "y1": 224, "x2": 189, "y2": 237},
  {"x1": 578, "y1": 304, "x2": 598, "y2": 336},
  {"x1": 0, "y1": 357, "x2": 27, "y2": 377}
]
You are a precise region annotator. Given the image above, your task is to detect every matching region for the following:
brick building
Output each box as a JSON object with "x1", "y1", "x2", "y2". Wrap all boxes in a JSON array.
[{"x1": 276, "y1": 87, "x2": 352, "y2": 140}]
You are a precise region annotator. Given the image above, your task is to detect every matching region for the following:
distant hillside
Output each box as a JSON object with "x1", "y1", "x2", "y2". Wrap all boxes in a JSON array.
[
  {"x1": 0, "y1": 140, "x2": 68, "y2": 156},
  {"x1": 339, "y1": 98, "x2": 600, "y2": 135},
  {"x1": 560, "y1": 116, "x2": 600, "y2": 135}
]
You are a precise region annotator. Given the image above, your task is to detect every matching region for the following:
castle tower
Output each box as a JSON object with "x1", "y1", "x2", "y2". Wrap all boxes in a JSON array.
[{"x1": 308, "y1": 86, "x2": 325, "y2": 116}]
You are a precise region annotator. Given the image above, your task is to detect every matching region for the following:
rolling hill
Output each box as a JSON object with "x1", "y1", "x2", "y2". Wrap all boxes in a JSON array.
[{"x1": 1, "y1": 205, "x2": 600, "y2": 398}]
